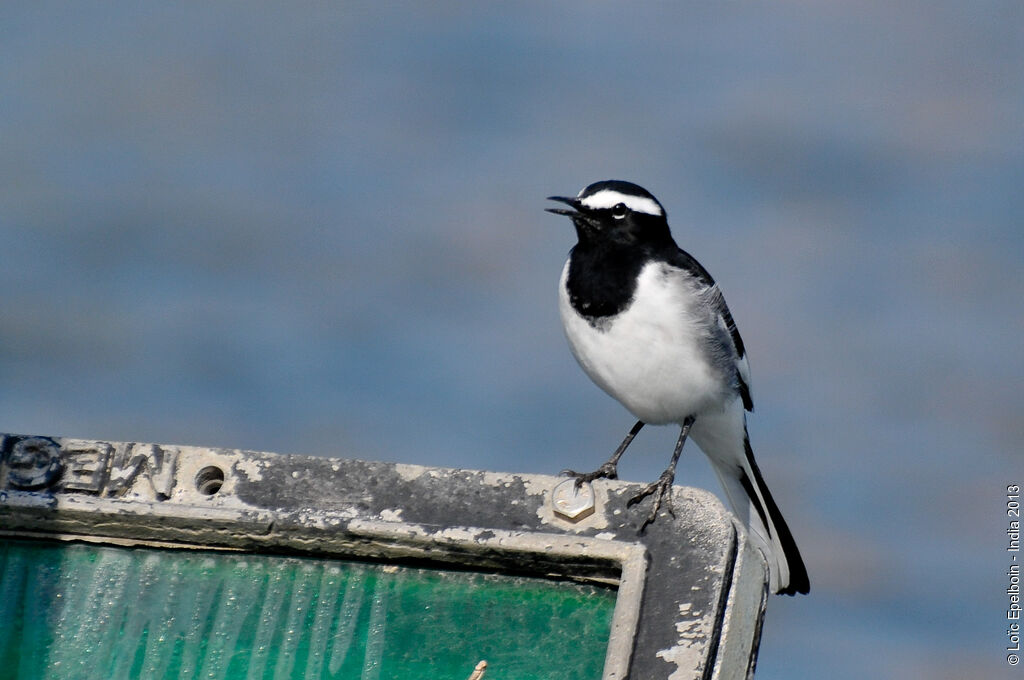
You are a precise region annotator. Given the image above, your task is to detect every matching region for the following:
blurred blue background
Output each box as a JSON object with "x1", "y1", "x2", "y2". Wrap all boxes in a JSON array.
[{"x1": 2, "y1": 3, "x2": 1021, "y2": 678}]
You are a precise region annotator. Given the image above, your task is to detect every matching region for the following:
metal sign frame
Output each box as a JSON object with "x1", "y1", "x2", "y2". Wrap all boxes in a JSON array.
[{"x1": 0, "y1": 433, "x2": 767, "y2": 680}]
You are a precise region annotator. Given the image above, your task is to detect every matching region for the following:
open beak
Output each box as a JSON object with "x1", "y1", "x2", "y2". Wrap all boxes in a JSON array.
[{"x1": 545, "y1": 195, "x2": 582, "y2": 217}]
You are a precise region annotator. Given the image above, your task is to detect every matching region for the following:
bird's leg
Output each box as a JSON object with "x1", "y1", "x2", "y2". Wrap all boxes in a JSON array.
[
  {"x1": 628, "y1": 415, "x2": 696, "y2": 531},
  {"x1": 563, "y1": 420, "x2": 645, "y2": 487}
]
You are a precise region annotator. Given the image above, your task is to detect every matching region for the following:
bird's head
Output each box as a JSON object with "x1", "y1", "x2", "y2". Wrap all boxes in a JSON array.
[{"x1": 547, "y1": 180, "x2": 670, "y2": 247}]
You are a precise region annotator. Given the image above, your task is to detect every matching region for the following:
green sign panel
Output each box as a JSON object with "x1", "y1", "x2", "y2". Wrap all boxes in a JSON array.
[{"x1": 1, "y1": 540, "x2": 616, "y2": 680}]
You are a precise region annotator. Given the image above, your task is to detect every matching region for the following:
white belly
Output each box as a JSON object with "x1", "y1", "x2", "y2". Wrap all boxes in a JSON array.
[{"x1": 559, "y1": 260, "x2": 729, "y2": 424}]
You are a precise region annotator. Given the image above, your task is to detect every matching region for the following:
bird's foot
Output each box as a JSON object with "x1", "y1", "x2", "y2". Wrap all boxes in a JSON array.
[
  {"x1": 627, "y1": 469, "x2": 676, "y2": 531},
  {"x1": 561, "y1": 462, "x2": 619, "y2": 488}
]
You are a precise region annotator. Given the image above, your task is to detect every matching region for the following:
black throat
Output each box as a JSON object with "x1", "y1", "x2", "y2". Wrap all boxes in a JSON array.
[{"x1": 565, "y1": 240, "x2": 657, "y2": 323}]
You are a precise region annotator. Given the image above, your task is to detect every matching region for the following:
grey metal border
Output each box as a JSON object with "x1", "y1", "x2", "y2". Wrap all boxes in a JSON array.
[{"x1": 0, "y1": 433, "x2": 767, "y2": 679}]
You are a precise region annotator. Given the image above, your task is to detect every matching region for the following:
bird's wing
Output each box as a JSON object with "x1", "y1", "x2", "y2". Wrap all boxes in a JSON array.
[{"x1": 669, "y1": 247, "x2": 754, "y2": 412}]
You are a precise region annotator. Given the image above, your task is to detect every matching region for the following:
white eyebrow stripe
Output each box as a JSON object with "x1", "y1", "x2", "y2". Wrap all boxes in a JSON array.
[{"x1": 578, "y1": 189, "x2": 663, "y2": 216}]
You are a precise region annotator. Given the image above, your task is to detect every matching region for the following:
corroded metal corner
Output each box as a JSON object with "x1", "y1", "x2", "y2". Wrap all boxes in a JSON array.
[{"x1": 0, "y1": 432, "x2": 767, "y2": 679}]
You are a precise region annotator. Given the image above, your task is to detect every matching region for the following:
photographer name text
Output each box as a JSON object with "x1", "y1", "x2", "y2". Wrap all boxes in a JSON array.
[{"x1": 1008, "y1": 484, "x2": 1020, "y2": 667}]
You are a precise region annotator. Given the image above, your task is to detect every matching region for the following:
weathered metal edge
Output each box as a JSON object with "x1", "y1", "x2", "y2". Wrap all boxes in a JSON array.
[
  {"x1": 710, "y1": 525, "x2": 769, "y2": 680},
  {"x1": 0, "y1": 432, "x2": 768, "y2": 680}
]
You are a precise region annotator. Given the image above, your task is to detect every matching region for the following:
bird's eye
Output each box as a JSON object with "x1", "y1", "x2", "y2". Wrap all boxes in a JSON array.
[{"x1": 611, "y1": 203, "x2": 628, "y2": 219}]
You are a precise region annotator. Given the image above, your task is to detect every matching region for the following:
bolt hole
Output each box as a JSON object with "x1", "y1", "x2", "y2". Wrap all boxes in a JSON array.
[{"x1": 195, "y1": 466, "x2": 225, "y2": 496}]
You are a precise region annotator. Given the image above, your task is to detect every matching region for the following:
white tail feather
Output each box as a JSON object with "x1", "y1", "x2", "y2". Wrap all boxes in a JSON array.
[
  {"x1": 710, "y1": 457, "x2": 787, "y2": 593},
  {"x1": 693, "y1": 406, "x2": 808, "y2": 595}
]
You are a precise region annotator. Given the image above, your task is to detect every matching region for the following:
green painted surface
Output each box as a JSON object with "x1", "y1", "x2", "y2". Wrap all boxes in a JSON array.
[{"x1": 0, "y1": 540, "x2": 616, "y2": 680}]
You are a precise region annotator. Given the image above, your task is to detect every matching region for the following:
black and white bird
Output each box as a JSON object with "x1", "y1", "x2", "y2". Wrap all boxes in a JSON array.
[{"x1": 547, "y1": 180, "x2": 809, "y2": 596}]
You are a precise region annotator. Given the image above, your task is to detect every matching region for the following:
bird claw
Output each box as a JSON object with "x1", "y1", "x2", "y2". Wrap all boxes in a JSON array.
[
  {"x1": 561, "y1": 463, "x2": 619, "y2": 488},
  {"x1": 627, "y1": 471, "x2": 676, "y2": 530}
]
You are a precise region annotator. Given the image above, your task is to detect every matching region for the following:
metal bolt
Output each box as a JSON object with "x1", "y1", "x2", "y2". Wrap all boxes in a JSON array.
[{"x1": 551, "y1": 478, "x2": 596, "y2": 521}]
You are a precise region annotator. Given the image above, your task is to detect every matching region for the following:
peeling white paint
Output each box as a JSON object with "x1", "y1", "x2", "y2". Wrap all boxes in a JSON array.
[
  {"x1": 481, "y1": 471, "x2": 522, "y2": 489},
  {"x1": 656, "y1": 600, "x2": 715, "y2": 679},
  {"x1": 436, "y1": 527, "x2": 483, "y2": 542},
  {"x1": 516, "y1": 474, "x2": 552, "y2": 498},
  {"x1": 394, "y1": 464, "x2": 428, "y2": 482},
  {"x1": 234, "y1": 458, "x2": 264, "y2": 482}
]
